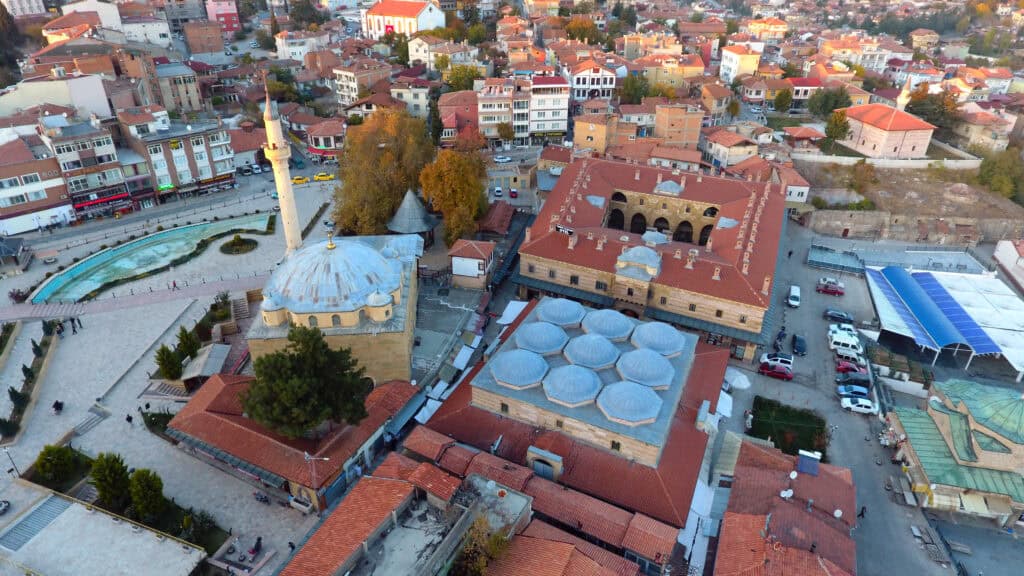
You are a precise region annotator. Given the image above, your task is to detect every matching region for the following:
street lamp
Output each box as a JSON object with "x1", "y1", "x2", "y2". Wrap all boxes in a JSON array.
[
  {"x1": 303, "y1": 452, "x2": 329, "y2": 504},
  {"x1": 3, "y1": 447, "x2": 20, "y2": 478}
]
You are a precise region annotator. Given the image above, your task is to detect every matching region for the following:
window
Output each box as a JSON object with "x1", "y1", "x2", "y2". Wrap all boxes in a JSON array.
[
  {"x1": 527, "y1": 264, "x2": 535, "y2": 273},
  {"x1": 739, "y1": 315, "x2": 747, "y2": 323},
  {"x1": 660, "y1": 296, "x2": 667, "y2": 305},
  {"x1": 570, "y1": 275, "x2": 579, "y2": 285},
  {"x1": 308, "y1": 315, "x2": 318, "y2": 327},
  {"x1": 147, "y1": 145, "x2": 163, "y2": 156},
  {"x1": 500, "y1": 402, "x2": 509, "y2": 414},
  {"x1": 21, "y1": 173, "x2": 40, "y2": 185},
  {"x1": 194, "y1": 150, "x2": 208, "y2": 162},
  {"x1": 28, "y1": 190, "x2": 46, "y2": 202},
  {"x1": 0, "y1": 194, "x2": 27, "y2": 207},
  {"x1": 610, "y1": 440, "x2": 621, "y2": 451},
  {"x1": 688, "y1": 303, "x2": 697, "y2": 312},
  {"x1": 0, "y1": 177, "x2": 19, "y2": 189},
  {"x1": 627, "y1": 287, "x2": 634, "y2": 296},
  {"x1": 555, "y1": 419, "x2": 563, "y2": 429},
  {"x1": 715, "y1": 309, "x2": 723, "y2": 318},
  {"x1": 548, "y1": 269, "x2": 556, "y2": 279},
  {"x1": 595, "y1": 281, "x2": 607, "y2": 291}
]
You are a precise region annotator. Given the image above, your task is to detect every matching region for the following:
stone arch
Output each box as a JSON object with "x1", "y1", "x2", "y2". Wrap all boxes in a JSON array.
[
  {"x1": 653, "y1": 217, "x2": 670, "y2": 233},
  {"x1": 629, "y1": 213, "x2": 648, "y2": 234},
  {"x1": 674, "y1": 221, "x2": 693, "y2": 243},
  {"x1": 698, "y1": 224, "x2": 713, "y2": 246},
  {"x1": 703, "y1": 206, "x2": 719, "y2": 217},
  {"x1": 607, "y1": 208, "x2": 625, "y2": 230},
  {"x1": 611, "y1": 191, "x2": 627, "y2": 203},
  {"x1": 308, "y1": 315, "x2": 318, "y2": 327}
]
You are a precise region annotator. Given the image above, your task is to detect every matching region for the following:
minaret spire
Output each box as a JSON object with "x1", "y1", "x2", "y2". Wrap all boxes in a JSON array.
[
  {"x1": 261, "y1": 72, "x2": 303, "y2": 254},
  {"x1": 896, "y1": 77, "x2": 913, "y2": 112}
]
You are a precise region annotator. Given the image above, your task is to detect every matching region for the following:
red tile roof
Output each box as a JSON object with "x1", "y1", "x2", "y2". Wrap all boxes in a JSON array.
[
  {"x1": 487, "y1": 536, "x2": 618, "y2": 576},
  {"x1": 478, "y1": 200, "x2": 514, "y2": 235},
  {"x1": 306, "y1": 119, "x2": 346, "y2": 138},
  {"x1": 403, "y1": 425, "x2": 454, "y2": 461},
  {"x1": 621, "y1": 514, "x2": 678, "y2": 563},
  {"x1": 448, "y1": 239, "x2": 496, "y2": 260},
  {"x1": 519, "y1": 158, "x2": 786, "y2": 309},
  {"x1": 524, "y1": 476, "x2": 634, "y2": 547},
  {"x1": 168, "y1": 375, "x2": 417, "y2": 488},
  {"x1": 409, "y1": 462, "x2": 461, "y2": 502},
  {"x1": 373, "y1": 451, "x2": 421, "y2": 480},
  {"x1": 366, "y1": 0, "x2": 428, "y2": 17},
  {"x1": 522, "y1": 520, "x2": 640, "y2": 576},
  {"x1": 841, "y1": 103, "x2": 935, "y2": 132},
  {"x1": 228, "y1": 126, "x2": 267, "y2": 154},
  {"x1": 279, "y1": 477, "x2": 414, "y2": 576},
  {"x1": 423, "y1": 342, "x2": 729, "y2": 527},
  {"x1": 782, "y1": 126, "x2": 826, "y2": 140},
  {"x1": 42, "y1": 11, "x2": 100, "y2": 31},
  {"x1": 705, "y1": 130, "x2": 755, "y2": 147},
  {"x1": 464, "y1": 451, "x2": 533, "y2": 491},
  {"x1": 713, "y1": 512, "x2": 852, "y2": 576},
  {"x1": 541, "y1": 145, "x2": 573, "y2": 164},
  {"x1": 0, "y1": 138, "x2": 37, "y2": 167}
]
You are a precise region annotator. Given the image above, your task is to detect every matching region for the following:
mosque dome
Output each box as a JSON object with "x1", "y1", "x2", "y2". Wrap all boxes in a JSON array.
[{"x1": 262, "y1": 238, "x2": 402, "y2": 314}]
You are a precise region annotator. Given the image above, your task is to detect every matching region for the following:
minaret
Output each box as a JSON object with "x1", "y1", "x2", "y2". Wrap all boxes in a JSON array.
[
  {"x1": 262, "y1": 78, "x2": 303, "y2": 254},
  {"x1": 896, "y1": 77, "x2": 913, "y2": 112}
]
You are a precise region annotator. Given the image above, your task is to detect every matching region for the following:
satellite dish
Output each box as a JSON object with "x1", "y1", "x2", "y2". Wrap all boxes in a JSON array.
[
  {"x1": 779, "y1": 490, "x2": 788, "y2": 498},
  {"x1": 834, "y1": 509, "x2": 843, "y2": 519},
  {"x1": 789, "y1": 471, "x2": 798, "y2": 480}
]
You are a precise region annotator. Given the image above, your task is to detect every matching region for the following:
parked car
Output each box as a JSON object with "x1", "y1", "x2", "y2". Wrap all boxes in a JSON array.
[
  {"x1": 251, "y1": 164, "x2": 262, "y2": 174},
  {"x1": 313, "y1": 172, "x2": 335, "y2": 181},
  {"x1": 494, "y1": 156, "x2": 512, "y2": 163},
  {"x1": 836, "y1": 384, "x2": 871, "y2": 399},
  {"x1": 750, "y1": 106, "x2": 762, "y2": 113},
  {"x1": 493, "y1": 187, "x2": 503, "y2": 197},
  {"x1": 836, "y1": 372, "x2": 871, "y2": 386},
  {"x1": 791, "y1": 334, "x2": 807, "y2": 356},
  {"x1": 841, "y1": 397, "x2": 877, "y2": 414},
  {"x1": 0, "y1": 500, "x2": 10, "y2": 515},
  {"x1": 829, "y1": 323, "x2": 857, "y2": 338},
  {"x1": 509, "y1": 188, "x2": 518, "y2": 198},
  {"x1": 292, "y1": 175, "x2": 310, "y2": 184},
  {"x1": 271, "y1": 192, "x2": 278, "y2": 199},
  {"x1": 816, "y1": 277, "x2": 845, "y2": 296},
  {"x1": 239, "y1": 165, "x2": 253, "y2": 176},
  {"x1": 787, "y1": 285, "x2": 801, "y2": 307},
  {"x1": 759, "y1": 352, "x2": 794, "y2": 369},
  {"x1": 260, "y1": 162, "x2": 271, "y2": 172},
  {"x1": 823, "y1": 308, "x2": 854, "y2": 323},
  {"x1": 835, "y1": 360, "x2": 867, "y2": 374},
  {"x1": 758, "y1": 362, "x2": 794, "y2": 381}
]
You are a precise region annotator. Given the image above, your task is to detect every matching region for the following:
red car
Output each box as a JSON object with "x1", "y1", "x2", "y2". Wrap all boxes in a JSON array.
[
  {"x1": 835, "y1": 360, "x2": 867, "y2": 374},
  {"x1": 758, "y1": 362, "x2": 794, "y2": 381},
  {"x1": 816, "y1": 278, "x2": 845, "y2": 296}
]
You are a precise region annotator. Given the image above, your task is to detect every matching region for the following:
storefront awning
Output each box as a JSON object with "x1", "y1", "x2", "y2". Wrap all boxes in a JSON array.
[
  {"x1": 961, "y1": 492, "x2": 989, "y2": 514},
  {"x1": 929, "y1": 491, "x2": 959, "y2": 511}
]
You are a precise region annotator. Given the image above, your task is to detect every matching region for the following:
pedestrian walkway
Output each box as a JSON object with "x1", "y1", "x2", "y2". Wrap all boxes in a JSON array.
[{"x1": 0, "y1": 276, "x2": 268, "y2": 322}]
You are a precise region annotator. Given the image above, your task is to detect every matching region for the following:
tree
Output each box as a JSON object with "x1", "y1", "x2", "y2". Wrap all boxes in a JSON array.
[
  {"x1": 155, "y1": 344, "x2": 182, "y2": 380},
  {"x1": 621, "y1": 6, "x2": 637, "y2": 26},
  {"x1": 31, "y1": 338, "x2": 42, "y2": 358},
  {"x1": 496, "y1": 122, "x2": 515, "y2": 142},
  {"x1": 419, "y1": 150, "x2": 488, "y2": 245},
  {"x1": 289, "y1": 0, "x2": 327, "y2": 28},
  {"x1": 726, "y1": 98, "x2": 740, "y2": 118},
  {"x1": 448, "y1": 64, "x2": 481, "y2": 91},
  {"x1": 34, "y1": 445, "x2": 75, "y2": 484},
  {"x1": 428, "y1": 98, "x2": 442, "y2": 144},
  {"x1": 611, "y1": 1, "x2": 623, "y2": 17},
  {"x1": 978, "y1": 146, "x2": 1024, "y2": 199},
  {"x1": 454, "y1": 126, "x2": 486, "y2": 151},
  {"x1": 774, "y1": 88, "x2": 793, "y2": 112},
  {"x1": 0, "y1": 2, "x2": 21, "y2": 86},
  {"x1": 242, "y1": 326, "x2": 370, "y2": 438},
  {"x1": 334, "y1": 109, "x2": 433, "y2": 234},
  {"x1": 565, "y1": 16, "x2": 601, "y2": 44},
  {"x1": 90, "y1": 452, "x2": 131, "y2": 513},
  {"x1": 648, "y1": 82, "x2": 676, "y2": 98},
  {"x1": 394, "y1": 33, "x2": 410, "y2": 65},
  {"x1": 807, "y1": 87, "x2": 851, "y2": 118},
  {"x1": 467, "y1": 23, "x2": 487, "y2": 45},
  {"x1": 176, "y1": 326, "x2": 201, "y2": 360},
  {"x1": 905, "y1": 88, "x2": 960, "y2": 138},
  {"x1": 781, "y1": 62, "x2": 802, "y2": 79},
  {"x1": 129, "y1": 469, "x2": 166, "y2": 522},
  {"x1": 434, "y1": 53, "x2": 450, "y2": 72},
  {"x1": 825, "y1": 109, "x2": 850, "y2": 142},
  {"x1": 451, "y1": 517, "x2": 510, "y2": 576},
  {"x1": 689, "y1": 12, "x2": 704, "y2": 22},
  {"x1": 726, "y1": 19, "x2": 740, "y2": 34},
  {"x1": 270, "y1": 13, "x2": 280, "y2": 36},
  {"x1": 571, "y1": 1, "x2": 595, "y2": 13},
  {"x1": 255, "y1": 29, "x2": 275, "y2": 50},
  {"x1": 620, "y1": 74, "x2": 649, "y2": 105}
]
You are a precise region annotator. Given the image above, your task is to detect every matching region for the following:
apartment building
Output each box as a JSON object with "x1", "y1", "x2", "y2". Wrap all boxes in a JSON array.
[
  {"x1": 408, "y1": 36, "x2": 479, "y2": 72},
  {"x1": 477, "y1": 77, "x2": 570, "y2": 145},
  {"x1": 653, "y1": 102, "x2": 704, "y2": 147},
  {"x1": 390, "y1": 80, "x2": 431, "y2": 119},
  {"x1": 528, "y1": 76, "x2": 570, "y2": 142},
  {"x1": 37, "y1": 115, "x2": 128, "y2": 218},
  {"x1": 275, "y1": 30, "x2": 330, "y2": 62},
  {"x1": 117, "y1": 105, "x2": 235, "y2": 199},
  {"x1": 720, "y1": 45, "x2": 760, "y2": 84},
  {"x1": 155, "y1": 62, "x2": 203, "y2": 113},
  {"x1": 564, "y1": 60, "x2": 616, "y2": 103},
  {"x1": 621, "y1": 32, "x2": 683, "y2": 60},
  {"x1": 334, "y1": 58, "x2": 392, "y2": 106},
  {"x1": 635, "y1": 53, "x2": 705, "y2": 89},
  {"x1": 0, "y1": 135, "x2": 74, "y2": 235},
  {"x1": 204, "y1": 0, "x2": 239, "y2": 34},
  {"x1": 701, "y1": 83, "x2": 733, "y2": 126},
  {"x1": 1, "y1": 0, "x2": 46, "y2": 17},
  {"x1": 743, "y1": 17, "x2": 788, "y2": 45}
]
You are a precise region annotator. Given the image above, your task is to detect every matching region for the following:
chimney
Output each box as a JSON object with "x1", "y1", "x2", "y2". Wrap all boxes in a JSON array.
[
  {"x1": 762, "y1": 275, "x2": 771, "y2": 295},
  {"x1": 713, "y1": 266, "x2": 721, "y2": 280},
  {"x1": 697, "y1": 173, "x2": 703, "y2": 182},
  {"x1": 241, "y1": 121, "x2": 255, "y2": 133},
  {"x1": 674, "y1": 249, "x2": 682, "y2": 259},
  {"x1": 568, "y1": 234, "x2": 578, "y2": 249},
  {"x1": 705, "y1": 237, "x2": 713, "y2": 253},
  {"x1": 685, "y1": 248, "x2": 698, "y2": 269},
  {"x1": 597, "y1": 235, "x2": 606, "y2": 250},
  {"x1": 634, "y1": 169, "x2": 640, "y2": 180},
  {"x1": 656, "y1": 172, "x2": 662, "y2": 183}
]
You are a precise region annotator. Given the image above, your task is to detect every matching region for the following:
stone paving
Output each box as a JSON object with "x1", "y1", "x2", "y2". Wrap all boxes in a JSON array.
[{"x1": 0, "y1": 321, "x2": 42, "y2": 418}]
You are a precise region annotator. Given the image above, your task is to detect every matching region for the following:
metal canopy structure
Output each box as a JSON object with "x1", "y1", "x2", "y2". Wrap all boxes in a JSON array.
[{"x1": 865, "y1": 266, "x2": 1024, "y2": 380}]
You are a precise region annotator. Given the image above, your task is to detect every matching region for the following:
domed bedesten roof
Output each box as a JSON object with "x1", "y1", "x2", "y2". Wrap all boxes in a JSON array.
[
  {"x1": 564, "y1": 333, "x2": 620, "y2": 369},
  {"x1": 631, "y1": 321, "x2": 685, "y2": 356},
  {"x1": 490, "y1": 349, "x2": 548, "y2": 389},
  {"x1": 582, "y1": 309, "x2": 635, "y2": 341},
  {"x1": 536, "y1": 298, "x2": 586, "y2": 327},
  {"x1": 263, "y1": 239, "x2": 402, "y2": 314},
  {"x1": 597, "y1": 381, "x2": 663, "y2": 426},
  {"x1": 543, "y1": 365, "x2": 603, "y2": 407},
  {"x1": 616, "y1": 348, "x2": 675, "y2": 389},
  {"x1": 514, "y1": 322, "x2": 569, "y2": 355}
]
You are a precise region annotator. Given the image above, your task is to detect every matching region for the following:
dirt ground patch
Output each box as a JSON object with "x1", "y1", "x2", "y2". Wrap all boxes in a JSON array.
[{"x1": 794, "y1": 161, "x2": 1024, "y2": 219}]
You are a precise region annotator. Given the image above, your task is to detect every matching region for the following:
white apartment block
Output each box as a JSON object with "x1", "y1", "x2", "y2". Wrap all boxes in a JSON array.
[
  {"x1": 275, "y1": 30, "x2": 331, "y2": 62},
  {"x1": 528, "y1": 76, "x2": 570, "y2": 138},
  {"x1": 408, "y1": 36, "x2": 479, "y2": 72},
  {"x1": 478, "y1": 77, "x2": 570, "y2": 145},
  {"x1": 390, "y1": 81, "x2": 431, "y2": 118},
  {"x1": 564, "y1": 61, "x2": 616, "y2": 101}
]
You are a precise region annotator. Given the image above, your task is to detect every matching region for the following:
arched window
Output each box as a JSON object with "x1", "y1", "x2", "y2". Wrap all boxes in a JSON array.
[
  {"x1": 703, "y1": 206, "x2": 719, "y2": 217},
  {"x1": 331, "y1": 315, "x2": 341, "y2": 327},
  {"x1": 674, "y1": 221, "x2": 693, "y2": 243},
  {"x1": 629, "y1": 213, "x2": 647, "y2": 234},
  {"x1": 611, "y1": 191, "x2": 627, "y2": 203},
  {"x1": 653, "y1": 217, "x2": 670, "y2": 233},
  {"x1": 698, "y1": 224, "x2": 713, "y2": 246},
  {"x1": 607, "y1": 208, "x2": 625, "y2": 230},
  {"x1": 308, "y1": 315, "x2": 318, "y2": 327}
]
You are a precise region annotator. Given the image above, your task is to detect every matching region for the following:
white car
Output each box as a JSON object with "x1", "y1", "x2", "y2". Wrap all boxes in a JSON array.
[
  {"x1": 841, "y1": 397, "x2": 877, "y2": 414},
  {"x1": 251, "y1": 164, "x2": 262, "y2": 174},
  {"x1": 759, "y1": 352, "x2": 794, "y2": 369},
  {"x1": 493, "y1": 187, "x2": 503, "y2": 197},
  {"x1": 750, "y1": 106, "x2": 762, "y2": 113},
  {"x1": 494, "y1": 156, "x2": 512, "y2": 163},
  {"x1": 829, "y1": 323, "x2": 857, "y2": 337}
]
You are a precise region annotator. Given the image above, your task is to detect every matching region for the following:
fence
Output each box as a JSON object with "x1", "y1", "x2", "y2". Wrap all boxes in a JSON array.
[{"x1": 792, "y1": 151, "x2": 981, "y2": 170}]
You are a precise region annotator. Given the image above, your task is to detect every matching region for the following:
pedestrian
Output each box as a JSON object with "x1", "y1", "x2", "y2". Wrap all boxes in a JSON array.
[
  {"x1": 172, "y1": 280, "x2": 178, "y2": 291},
  {"x1": 857, "y1": 506, "x2": 866, "y2": 518},
  {"x1": 76, "y1": 317, "x2": 82, "y2": 329},
  {"x1": 788, "y1": 250, "x2": 793, "y2": 259},
  {"x1": 71, "y1": 321, "x2": 77, "y2": 335},
  {"x1": 56, "y1": 323, "x2": 64, "y2": 339},
  {"x1": 145, "y1": 402, "x2": 150, "y2": 411},
  {"x1": 125, "y1": 414, "x2": 133, "y2": 426},
  {"x1": 288, "y1": 542, "x2": 296, "y2": 553}
]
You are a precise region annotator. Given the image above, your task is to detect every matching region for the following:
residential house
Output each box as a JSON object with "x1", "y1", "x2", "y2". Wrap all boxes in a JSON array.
[
  {"x1": 61, "y1": 0, "x2": 171, "y2": 47},
  {"x1": 720, "y1": 45, "x2": 760, "y2": 84},
  {"x1": 701, "y1": 83, "x2": 733, "y2": 126},
  {"x1": 653, "y1": 100, "x2": 704, "y2": 148},
  {"x1": 305, "y1": 119, "x2": 345, "y2": 162},
  {"x1": 0, "y1": 135, "x2": 74, "y2": 235},
  {"x1": 41, "y1": 12, "x2": 102, "y2": 45},
  {"x1": 838, "y1": 103, "x2": 934, "y2": 159},
  {"x1": 787, "y1": 77, "x2": 822, "y2": 110},
  {"x1": 806, "y1": 58, "x2": 857, "y2": 85},
  {"x1": 389, "y1": 79, "x2": 432, "y2": 119},
  {"x1": 886, "y1": 60, "x2": 944, "y2": 90},
  {"x1": 448, "y1": 239, "x2": 496, "y2": 290},
  {"x1": 343, "y1": 92, "x2": 406, "y2": 120},
  {"x1": 361, "y1": 0, "x2": 445, "y2": 41},
  {"x1": 275, "y1": 30, "x2": 330, "y2": 62},
  {"x1": 522, "y1": 0, "x2": 559, "y2": 16},
  {"x1": 739, "y1": 75, "x2": 768, "y2": 104},
  {"x1": 909, "y1": 28, "x2": 939, "y2": 52},
  {"x1": 700, "y1": 128, "x2": 758, "y2": 168},
  {"x1": 621, "y1": 32, "x2": 684, "y2": 60},
  {"x1": 953, "y1": 103, "x2": 1014, "y2": 152},
  {"x1": 408, "y1": 36, "x2": 479, "y2": 72},
  {"x1": 204, "y1": 0, "x2": 239, "y2": 34},
  {"x1": 573, "y1": 114, "x2": 636, "y2": 155},
  {"x1": 228, "y1": 122, "x2": 267, "y2": 168},
  {"x1": 649, "y1": 145, "x2": 702, "y2": 171},
  {"x1": 635, "y1": 53, "x2": 704, "y2": 91},
  {"x1": 334, "y1": 58, "x2": 392, "y2": 106},
  {"x1": 438, "y1": 90, "x2": 479, "y2": 147},
  {"x1": 743, "y1": 17, "x2": 788, "y2": 45},
  {"x1": 155, "y1": 62, "x2": 203, "y2": 113},
  {"x1": 37, "y1": 115, "x2": 128, "y2": 218},
  {"x1": 0, "y1": 0, "x2": 46, "y2": 16},
  {"x1": 564, "y1": 59, "x2": 617, "y2": 103}
]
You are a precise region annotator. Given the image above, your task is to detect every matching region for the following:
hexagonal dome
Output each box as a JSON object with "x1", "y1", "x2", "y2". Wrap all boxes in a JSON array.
[
  {"x1": 514, "y1": 322, "x2": 569, "y2": 355},
  {"x1": 536, "y1": 298, "x2": 586, "y2": 327},
  {"x1": 543, "y1": 365, "x2": 602, "y2": 408},
  {"x1": 631, "y1": 321, "x2": 685, "y2": 356},
  {"x1": 582, "y1": 309, "x2": 635, "y2": 341},
  {"x1": 616, "y1": 348, "x2": 675, "y2": 389},
  {"x1": 564, "y1": 334, "x2": 620, "y2": 370},
  {"x1": 597, "y1": 381, "x2": 663, "y2": 426},
  {"x1": 489, "y1": 349, "x2": 548, "y2": 389}
]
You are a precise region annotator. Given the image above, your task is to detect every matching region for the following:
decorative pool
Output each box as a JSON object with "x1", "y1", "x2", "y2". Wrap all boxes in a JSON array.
[{"x1": 31, "y1": 214, "x2": 272, "y2": 303}]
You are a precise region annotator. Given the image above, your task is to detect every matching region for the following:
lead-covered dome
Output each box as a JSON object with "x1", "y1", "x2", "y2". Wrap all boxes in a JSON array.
[
  {"x1": 582, "y1": 309, "x2": 634, "y2": 341},
  {"x1": 630, "y1": 321, "x2": 685, "y2": 356},
  {"x1": 543, "y1": 365, "x2": 602, "y2": 407},
  {"x1": 262, "y1": 239, "x2": 402, "y2": 314},
  {"x1": 514, "y1": 322, "x2": 569, "y2": 355},
  {"x1": 536, "y1": 298, "x2": 586, "y2": 327},
  {"x1": 616, "y1": 348, "x2": 675, "y2": 389},
  {"x1": 597, "y1": 381, "x2": 663, "y2": 426},
  {"x1": 490, "y1": 349, "x2": 548, "y2": 389},
  {"x1": 564, "y1": 334, "x2": 620, "y2": 369}
]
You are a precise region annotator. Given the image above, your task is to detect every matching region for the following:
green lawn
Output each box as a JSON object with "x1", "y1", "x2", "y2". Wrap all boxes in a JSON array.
[
  {"x1": 766, "y1": 116, "x2": 805, "y2": 131},
  {"x1": 926, "y1": 143, "x2": 964, "y2": 160},
  {"x1": 819, "y1": 140, "x2": 866, "y2": 157},
  {"x1": 749, "y1": 396, "x2": 830, "y2": 460},
  {"x1": 26, "y1": 450, "x2": 93, "y2": 494}
]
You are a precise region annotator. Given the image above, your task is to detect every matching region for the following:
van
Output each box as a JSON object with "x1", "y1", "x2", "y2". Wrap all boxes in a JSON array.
[
  {"x1": 835, "y1": 349, "x2": 867, "y2": 366},
  {"x1": 787, "y1": 285, "x2": 801, "y2": 308},
  {"x1": 828, "y1": 332, "x2": 863, "y2": 355}
]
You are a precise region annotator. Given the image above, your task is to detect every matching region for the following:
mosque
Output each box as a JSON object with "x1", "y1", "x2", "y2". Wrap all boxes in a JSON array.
[{"x1": 246, "y1": 92, "x2": 423, "y2": 384}]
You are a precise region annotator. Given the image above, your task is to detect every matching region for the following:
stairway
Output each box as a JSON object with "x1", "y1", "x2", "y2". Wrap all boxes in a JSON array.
[
  {"x1": 230, "y1": 297, "x2": 249, "y2": 320},
  {"x1": 0, "y1": 496, "x2": 72, "y2": 551},
  {"x1": 73, "y1": 405, "x2": 110, "y2": 437}
]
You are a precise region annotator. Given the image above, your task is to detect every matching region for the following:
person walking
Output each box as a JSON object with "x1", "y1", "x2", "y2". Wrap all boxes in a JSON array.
[
  {"x1": 71, "y1": 320, "x2": 77, "y2": 335},
  {"x1": 56, "y1": 323, "x2": 64, "y2": 339},
  {"x1": 857, "y1": 506, "x2": 866, "y2": 518},
  {"x1": 125, "y1": 414, "x2": 133, "y2": 426},
  {"x1": 172, "y1": 280, "x2": 178, "y2": 291},
  {"x1": 788, "y1": 250, "x2": 793, "y2": 259},
  {"x1": 76, "y1": 317, "x2": 83, "y2": 330}
]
